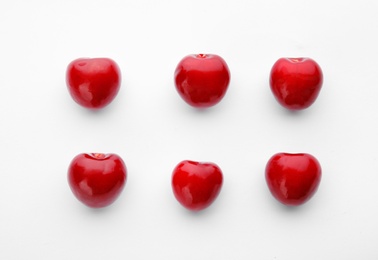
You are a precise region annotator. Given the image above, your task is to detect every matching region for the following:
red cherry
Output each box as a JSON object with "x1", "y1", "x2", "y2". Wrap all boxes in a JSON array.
[
  {"x1": 174, "y1": 54, "x2": 230, "y2": 108},
  {"x1": 66, "y1": 58, "x2": 121, "y2": 109},
  {"x1": 269, "y1": 57, "x2": 323, "y2": 110},
  {"x1": 68, "y1": 153, "x2": 127, "y2": 208},
  {"x1": 172, "y1": 160, "x2": 223, "y2": 211},
  {"x1": 265, "y1": 153, "x2": 322, "y2": 206}
]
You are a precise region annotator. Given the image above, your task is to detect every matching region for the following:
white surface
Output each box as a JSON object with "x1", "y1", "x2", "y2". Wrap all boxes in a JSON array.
[{"x1": 1, "y1": 0, "x2": 377, "y2": 259}]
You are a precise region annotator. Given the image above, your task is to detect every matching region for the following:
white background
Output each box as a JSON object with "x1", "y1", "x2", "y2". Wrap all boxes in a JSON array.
[{"x1": 1, "y1": 0, "x2": 377, "y2": 259}]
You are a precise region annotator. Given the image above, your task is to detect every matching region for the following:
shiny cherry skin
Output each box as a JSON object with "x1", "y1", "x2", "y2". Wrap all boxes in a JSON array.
[
  {"x1": 265, "y1": 153, "x2": 322, "y2": 206},
  {"x1": 269, "y1": 57, "x2": 323, "y2": 110},
  {"x1": 172, "y1": 160, "x2": 223, "y2": 211},
  {"x1": 66, "y1": 58, "x2": 121, "y2": 109},
  {"x1": 174, "y1": 54, "x2": 230, "y2": 108},
  {"x1": 68, "y1": 153, "x2": 127, "y2": 208}
]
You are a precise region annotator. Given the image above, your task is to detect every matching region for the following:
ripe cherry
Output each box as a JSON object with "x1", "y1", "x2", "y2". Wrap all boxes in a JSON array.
[
  {"x1": 265, "y1": 153, "x2": 322, "y2": 206},
  {"x1": 269, "y1": 57, "x2": 323, "y2": 110},
  {"x1": 174, "y1": 54, "x2": 230, "y2": 108},
  {"x1": 172, "y1": 160, "x2": 223, "y2": 211},
  {"x1": 68, "y1": 153, "x2": 127, "y2": 208},
  {"x1": 66, "y1": 58, "x2": 121, "y2": 109}
]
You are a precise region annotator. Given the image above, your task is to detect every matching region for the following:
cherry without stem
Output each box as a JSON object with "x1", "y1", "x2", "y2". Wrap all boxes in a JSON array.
[
  {"x1": 174, "y1": 54, "x2": 230, "y2": 108},
  {"x1": 172, "y1": 160, "x2": 223, "y2": 211},
  {"x1": 66, "y1": 58, "x2": 121, "y2": 110},
  {"x1": 269, "y1": 57, "x2": 323, "y2": 110},
  {"x1": 265, "y1": 153, "x2": 322, "y2": 206},
  {"x1": 68, "y1": 153, "x2": 127, "y2": 208}
]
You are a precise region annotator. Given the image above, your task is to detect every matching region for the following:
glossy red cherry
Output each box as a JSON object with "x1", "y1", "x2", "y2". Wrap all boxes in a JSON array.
[
  {"x1": 68, "y1": 153, "x2": 127, "y2": 208},
  {"x1": 174, "y1": 54, "x2": 230, "y2": 108},
  {"x1": 265, "y1": 153, "x2": 322, "y2": 206},
  {"x1": 172, "y1": 160, "x2": 223, "y2": 211},
  {"x1": 66, "y1": 58, "x2": 121, "y2": 109},
  {"x1": 269, "y1": 57, "x2": 323, "y2": 110}
]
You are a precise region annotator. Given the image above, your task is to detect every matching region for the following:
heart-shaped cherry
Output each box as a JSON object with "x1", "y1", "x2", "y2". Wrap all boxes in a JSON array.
[
  {"x1": 68, "y1": 153, "x2": 127, "y2": 208},
  {"x1": 66, "y1": 58, "x2": 121, "y2": 109},
  {"x1": 265, "y1": 153, "x2": 322, "y2": 206},
  {"x1": 174, "y1": 54, "x2": 230, "y2": 108},
  {"x1": 269, "y1": 57, "x2": 323, "y2": 110},
  {"x1": 172, "y1": 160, "x2": 223, "y2": 211}
]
